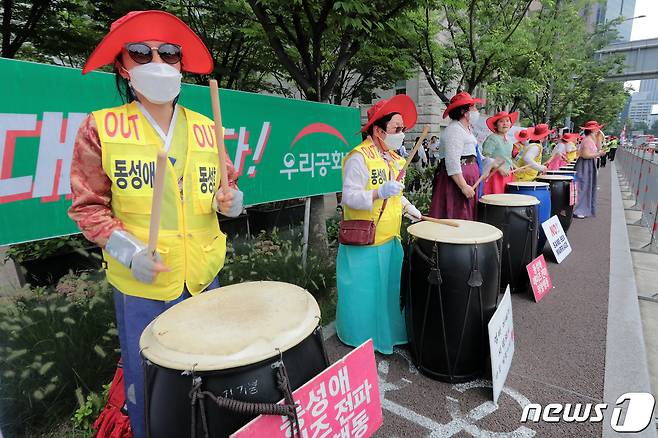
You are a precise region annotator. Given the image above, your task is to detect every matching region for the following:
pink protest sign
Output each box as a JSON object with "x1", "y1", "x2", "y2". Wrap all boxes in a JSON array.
[
  {"x1": 526, "y1": 254, "x2": 553, "y2": 302},
  {"x1": 232, "y1": 339, "x2": 382, "y2": 438}
]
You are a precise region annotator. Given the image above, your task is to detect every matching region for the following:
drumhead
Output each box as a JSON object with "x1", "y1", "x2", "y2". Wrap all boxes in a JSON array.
[
  {"x1": 408, "y1": 220, "x2": 502, "y2": 244},
  {"x1": 549, "y1": 170, "x2": 576, "y2": 174},
  {"x1": 479, "y1": 193, "x2": 540, "y2": 207},
  {"x1": 536, "y1": 175, "x2": 573, "y2": 181},
  {"x1": 506, "y1": 181, "x2": 550, "y2": 188},
  {"x1": 140, "y1": 281, "x2": 320, "y2": 371}
]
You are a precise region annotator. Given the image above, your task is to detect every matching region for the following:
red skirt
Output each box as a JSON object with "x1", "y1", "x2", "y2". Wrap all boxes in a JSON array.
[
  {"x1": 483, "y1": 170, "x2": 513, "y2": 195},
  {"x1": 429, "y1": 162, "x2": 480, "y2": 220}
]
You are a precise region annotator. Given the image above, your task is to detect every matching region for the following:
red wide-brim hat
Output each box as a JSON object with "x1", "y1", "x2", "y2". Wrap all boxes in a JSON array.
[
  {"x1": 442, "y1": 92, "x2": 485, "y2": 119},
  {"x1": 527, "y1": 124, "x2": 554, "y2": 141},
  {"x1": 361, "y1": 94, "x2": 417, "y2": 133},
  {"x1": 82, "y1": 10, "x2": 213, "y2": 75},
  {"x1": 486, "y1": 111, "x2": 519, "y2": 133},
  {"x1": 579, "y1": 120, "x2": 604, "y2": 131},
  {"x1": 514, "y1": 129, "x2": 529, "y2": 142},
  {"x1": 560, "y1": 133, "x2": 579, "y2": 143}
]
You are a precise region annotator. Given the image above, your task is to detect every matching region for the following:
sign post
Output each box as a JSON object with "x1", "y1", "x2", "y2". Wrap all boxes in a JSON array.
[
  {"x1": 541, "y1": 215, "x2": 572, "y2": 263},
  {"x1": 232, "y1": 340, "x2": 383, "y2": 438},
  {"x1": 488, "y1": 286, "x2": 514, "y2": 405},
  {"x1": 526, "y1": 255, "x2": 553, "y2": 302}
]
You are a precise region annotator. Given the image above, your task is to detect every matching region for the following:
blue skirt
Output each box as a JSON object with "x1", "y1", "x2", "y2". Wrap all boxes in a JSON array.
[{"x1": 336, "y1": 238, "x2": 408, "y2": 354}]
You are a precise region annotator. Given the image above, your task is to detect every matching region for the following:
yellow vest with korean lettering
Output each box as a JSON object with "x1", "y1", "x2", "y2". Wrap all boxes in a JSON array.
[
  {"x1": 93, "y1": 102, "x2": 225, "y2": 300},
  {"x1": 514, "y1": 143, "x2": 544, "y2": 182},
  {"x1": 342, "y1": 139, "x2": 405, "y2": 246}
]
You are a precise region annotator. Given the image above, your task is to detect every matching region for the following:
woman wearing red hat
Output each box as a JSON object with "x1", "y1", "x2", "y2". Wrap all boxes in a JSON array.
[
  {"x1": 336, "y1": 95, "x2": 421, "y2": 354},
  {"x1": 547, "y1": 132, "x2": 578, "y2": 170},
  {"x1": 67, "y1": 11, "x2": 242, "y2": 437},
  {"x1": 430, "y1": 92, "x2": 484, "y2": 220},
  {"x1": 481, "y1": 111, "x2": 518, "y2": 194},
  {"x1": 512, "y1": 129, "x2": 530, "y2": 160},
  {"x1": 513, "y1": 123, "x2": 552, "y2": 181},
  {"x1": 574, "y1": 121, "x2": 606, "y2": 218}
]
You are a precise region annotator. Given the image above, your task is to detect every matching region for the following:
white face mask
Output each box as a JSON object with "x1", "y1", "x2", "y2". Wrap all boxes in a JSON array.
[
  {"x1": 382, "y1": 132, "x2": 405, "y2": 150},
  {"x1": 128, "y1": 63, "x2": 182, "y2": 104},
  {"x1": 468, "y1": 110, "x2": 480, "y2": 124}
]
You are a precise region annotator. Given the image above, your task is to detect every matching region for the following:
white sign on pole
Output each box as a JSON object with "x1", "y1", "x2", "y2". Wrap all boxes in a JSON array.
[
  {"x1": 488, "y1": 286, "x2": 514, "y2": 405},
  {"x1": 541, "y1": 215, "x2": 572, "y2": 263}
]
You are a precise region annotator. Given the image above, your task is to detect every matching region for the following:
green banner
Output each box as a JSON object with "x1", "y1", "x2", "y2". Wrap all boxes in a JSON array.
[{"x1": 0, "y1": 58, "x2": 360, "y2": 246}]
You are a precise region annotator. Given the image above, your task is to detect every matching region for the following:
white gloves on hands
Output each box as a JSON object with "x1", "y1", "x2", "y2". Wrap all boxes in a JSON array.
[
  {"x1": 377, "y1": 181, "x2": 404, "y2": 200},
  {"x1": 213, "y1": 187, "x2": 244, "y2": 217},
  {"x1": 105, "y1": 230, "x2": 170, "y2": 284},
  {"x1": 131, "y1": 249, "x2": 168, "y2": 284}
]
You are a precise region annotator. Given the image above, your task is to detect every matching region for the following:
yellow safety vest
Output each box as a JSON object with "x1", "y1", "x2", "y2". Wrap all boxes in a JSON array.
[
  {"x1": 93, "y1": 102, "x2": 226, "y2": 300},
  {"x1": 342, "y1": 139, "x2": 405, "y2": 246},
  {"x1": 566, "y1": 142, "x2": 577, "y2": 162},
  {"x1": 514, "y1": 143, "x2": 543, "y2": 182}
]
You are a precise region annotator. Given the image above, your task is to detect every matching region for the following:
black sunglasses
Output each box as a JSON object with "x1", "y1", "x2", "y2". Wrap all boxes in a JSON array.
[{"x1": 125, "y1": 43, "x2": 182, "y2": 65}]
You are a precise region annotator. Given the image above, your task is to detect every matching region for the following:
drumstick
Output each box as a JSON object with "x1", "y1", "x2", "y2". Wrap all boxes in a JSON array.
[
  {"x1": 470, "y1": 158, "x2": 503, "y2": 190},
  {"x1": 509, "y1": 164, "x2": 532, "y2": 174},
  {"x1": 420, "y1": 215, "x2": 460, "y2": 227},
  {"x1": 148, "y1": 151, "x2": 168, "y2": 256},
  {"x1": 209, "y1": 80, "x2": 230, "y2": 193},
  {"x1": 396, "y1": 124, "x2": 430, "y2": 182}
]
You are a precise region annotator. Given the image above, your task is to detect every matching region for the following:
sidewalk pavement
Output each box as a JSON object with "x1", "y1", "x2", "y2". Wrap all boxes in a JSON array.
[{"x1": 323, "y1": 164, "x2": 657, "y2": 437}]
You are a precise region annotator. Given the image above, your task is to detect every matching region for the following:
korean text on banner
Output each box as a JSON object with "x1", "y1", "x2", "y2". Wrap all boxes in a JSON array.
[
  {"x1": 488, "y1": 286, "x2": 514, "y2": 405},
  {"x1": 0, "y1": 58, "x2": 361, "y2": 246},
  {"x1": 526, "y1": 254, "x2": 553, "y2": 303},
  {"x1": 541, "y1": 215, "x2": 572, "y2": 264},
  {"x1": 232, "y1": 340, "x2": 382, "y2": 438}
]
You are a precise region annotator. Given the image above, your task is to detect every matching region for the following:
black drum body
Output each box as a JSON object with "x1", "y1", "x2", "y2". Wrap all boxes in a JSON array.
[
  {"x1": 145, "y1": 327, "x2": 328, "y2": 438},
  {"x1": 404, "y1": 237, "x2": 501, "y2": 383},
  {"x1": 477, "y1": 203, "x2": 537, "y2": 294},
  {"x1": 545, "y1": 179, "x2": 573, "y2": 232}
]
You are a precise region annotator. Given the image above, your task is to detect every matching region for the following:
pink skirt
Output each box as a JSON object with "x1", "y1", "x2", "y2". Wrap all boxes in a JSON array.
[
  {"x1": 483, "y1": 171, "x2": 513, "y2": 195},
  {"x1": 429, "y1": 161, "x2": 480, "y2": 220},
  {"x1": 547, "y1": 157, "x2": 568, "y2": 170}
]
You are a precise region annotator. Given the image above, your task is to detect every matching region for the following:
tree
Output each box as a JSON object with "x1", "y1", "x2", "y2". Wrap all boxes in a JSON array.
[
  {"x1": 2, "y1": 0, "x2": 54, "y2": 58},
  {"x1": 397, "y1": 0, "x2": 533, "y2": 104},
  {"x1": 246, "y1": 0, "x2": 418, "y2": 249},
  {"x1": 168, "y1": 0, "x2": 288, "y2": 94}
]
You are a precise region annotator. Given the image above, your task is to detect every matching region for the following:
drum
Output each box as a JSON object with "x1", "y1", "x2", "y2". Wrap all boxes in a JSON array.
[
  {"x1": 505, "y1": 181, "x2": 551, "y2": 255},
  {"x1": 478, "y1": 194, "x2": 539, "y2": 294},
  {"x1": 547, "y1": 169, "x2": 578, "y2": 183},
  {"x1": 404, "y1": 220, "x2": 502, "y2": 383},
  {"x1": 141, "y1": 281, "x2": 329, "y2": 438},
  {"x1": 536, "y1": 175, "x2": 575, "y2": 233}
]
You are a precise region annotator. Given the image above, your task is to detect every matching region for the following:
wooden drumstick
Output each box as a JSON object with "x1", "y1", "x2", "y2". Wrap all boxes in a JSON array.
[
  {"x1": 470, "y1": 158, "x2": 503, "y2": 190},
  {"x1": 509, "y1": 164, "x2": 532, "y2": 174},
  {"x1": 420, "y1": 215, "x2": 460, "y2": 227},
  {"x1": 209, "y1": 80, "x2": 230, "y2": 193},
  {"x1": 148, "y1": 151, "x2": 168, "y2": 256},
  {"x1": 396, "y1": 124, "x2": 430, "y2": 182}
]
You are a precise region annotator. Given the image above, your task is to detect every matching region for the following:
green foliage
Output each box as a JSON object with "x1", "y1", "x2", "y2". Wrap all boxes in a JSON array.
[
  {"x1": 72, "y1": 383, "x2": 111, "y2": 432},
  {"x1": 5, "y1": 234, "x2": 95, "y2": 263},
  {"x1": 219, "y1": 228, "x2": 337, "y2": 304},
  {"x1": 400, "y1": 165, "x2": 435, "y2": 242},
  {"x1": 0, "y1": 272, "x2": 118, "y2": 436}
]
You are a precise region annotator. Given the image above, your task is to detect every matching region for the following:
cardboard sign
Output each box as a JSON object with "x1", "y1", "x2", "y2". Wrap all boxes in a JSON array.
[
  {"x1": 526, "y1": 255, "x2": 553, "y2": 302},
  {"x1": 488, "y1": 286, "x2": 514, "y2": 405},
  {"x1": 232, "y1": 340, "x2": 382, "y2": 438},
  {"x1": 541, "y1": 215, "x2": 572, "y2": 263}
]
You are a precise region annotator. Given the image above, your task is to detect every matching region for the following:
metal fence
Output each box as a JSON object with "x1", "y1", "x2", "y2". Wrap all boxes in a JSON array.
[{"x1": 616, "y1": 145, "x2": 658, "y2": 253}]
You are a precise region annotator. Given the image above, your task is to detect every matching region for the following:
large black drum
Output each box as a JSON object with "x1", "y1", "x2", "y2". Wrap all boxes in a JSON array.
[
  {"x1": 536, "y1": 174, "x2": 575, "y2": 233},
  {"x1": 140, "y1": 281, "x2": 329, "y2": 438},
  {"x1": 404, "y1": 220, "x2": 502, "y2": 383},
  {"x1": 478, "y1": 194, "x2": 538, "y2": 294}
]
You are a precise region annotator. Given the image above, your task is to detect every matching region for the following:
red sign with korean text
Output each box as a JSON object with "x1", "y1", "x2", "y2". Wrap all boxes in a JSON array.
[
  {"x1": 232, "y1": 340, "x2": 382, "y2": 438},
  {"x1": 526, "y1": 254, "x2": 553, "y2": 302}
]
